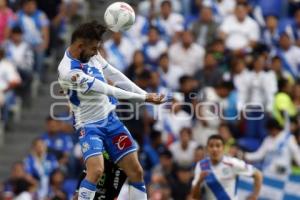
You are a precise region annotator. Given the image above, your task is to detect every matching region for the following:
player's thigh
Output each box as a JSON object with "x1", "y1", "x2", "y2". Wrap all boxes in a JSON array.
[
  {"x1": 116, "y1": 150, "x2": 143, "y2": 176},
  {"x1": 85, "y1": 154, "x2": 104, "y2": 179},
  {"x1": 77, "y1": 127, "x2": 105, "y2": 172}
]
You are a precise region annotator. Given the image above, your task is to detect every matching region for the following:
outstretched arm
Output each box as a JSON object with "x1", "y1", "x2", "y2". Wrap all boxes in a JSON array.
[
  {"x1": 60, "y1": 69, "x2": 146, "y2": 100},
  {"x1": 59, "y1": 70, "x2": 164, "y2": 104},
  {"x1": 102, "y1": 62, "x2": 147, "y2": 95}
]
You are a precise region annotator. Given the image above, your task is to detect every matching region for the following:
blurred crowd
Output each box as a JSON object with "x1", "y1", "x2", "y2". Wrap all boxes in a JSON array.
[{"x1": 1, "y1": 0, "x2": 300, "y2": 199}]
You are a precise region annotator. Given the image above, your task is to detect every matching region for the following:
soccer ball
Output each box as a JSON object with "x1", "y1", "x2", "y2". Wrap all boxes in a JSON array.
[{"x1": 104, "y1": 2, "x2": 135, "y2": 32}]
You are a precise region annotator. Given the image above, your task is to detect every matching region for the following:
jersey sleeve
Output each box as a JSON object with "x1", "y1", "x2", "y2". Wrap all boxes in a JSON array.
[
  {"x1": 230, "y1": 157, "x2": 256, "y2": 177},
  {"x1": 59, "y1": 69, "x2": 95, "y2": 93},
  {"x1": 96, "y1": 53, "x2": 147, "y2": 95},
  {"x1": 192, "y1": 162, "x2": 202, "y2": 186},
  {"x1": 59, "y1": 68, "x2": 146, "y2": 101}
]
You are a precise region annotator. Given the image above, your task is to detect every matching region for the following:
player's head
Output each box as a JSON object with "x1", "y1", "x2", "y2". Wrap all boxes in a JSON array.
[
  {"x1": 266, "y1": 118, "x2": 282, "y2": 136},
  {"x1": 11, "y1": 26, "x2": 23, "y2": 43},
  {"x1": 235, "y1": 2, "x2": 248, "y2": 22},
  {"x1": 71, "y1": 21, "x2": 107, "y2": 63},
  {"x1": 179, "y1": 127, "x2": 192, "y2": 145},
  {"x1": 11, "y1": 161, "x2": 26, "y2": 178},
  {"x1": 31, "y1": 138, "x2": 47, "y2": 157},
  {"x1": 21, "y1": 0, "x2": 37, "y2": 14},
  {"x1": 279, "y1": 32, "x2": 291, "y2": 49},
  {"x1": 161, "y1": 0, "x2": 172, "y2": 17},
  {"x1": 194, "y1": 145, "x2": 205, "y2": 163},
  {"x1": 207, "y1": 135, "x2": 225, "y2": 162}
]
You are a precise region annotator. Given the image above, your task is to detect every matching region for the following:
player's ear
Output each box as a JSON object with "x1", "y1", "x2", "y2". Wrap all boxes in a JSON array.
[{"x1": 77, "y1": 41, "x2": 84, "y2": 50}]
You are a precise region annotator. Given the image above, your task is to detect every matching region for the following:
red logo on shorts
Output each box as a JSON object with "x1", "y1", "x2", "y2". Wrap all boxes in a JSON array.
[{"x1": 113, "y1": 134, "x2": 132, "y2": 150}]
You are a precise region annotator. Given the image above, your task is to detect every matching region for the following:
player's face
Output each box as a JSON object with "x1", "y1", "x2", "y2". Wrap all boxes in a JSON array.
[
  {"x1": 207, "y1": 139, "x2": 224, "y2": 162},
  {"x1": 79, "y1": 40, "x2": 99, "y2": 63}
]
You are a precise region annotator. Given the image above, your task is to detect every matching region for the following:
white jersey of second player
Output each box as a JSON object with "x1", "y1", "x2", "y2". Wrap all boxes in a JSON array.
[
  {"x1": 58, "y1": 50, "x2": 146, "y2": 129},
  {"x1": 192, "y1": 156, "x2": 256, "y2": 200}
]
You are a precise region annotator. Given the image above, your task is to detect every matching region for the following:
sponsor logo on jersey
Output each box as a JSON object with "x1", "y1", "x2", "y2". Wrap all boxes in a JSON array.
[{"x1": 112, "y1": 133, "x2": 132, "y2": 150}]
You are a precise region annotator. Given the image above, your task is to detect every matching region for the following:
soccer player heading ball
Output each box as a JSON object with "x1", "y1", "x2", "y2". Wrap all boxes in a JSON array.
[
  {"x1": 57, "y1": 21, "x2": 165, "y2": 200},
  {"x1": 191, "y1": 135, "x2": 263, "y2": 200}
]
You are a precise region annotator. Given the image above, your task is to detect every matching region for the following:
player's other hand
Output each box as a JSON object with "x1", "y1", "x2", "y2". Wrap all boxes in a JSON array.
[{"x1": 146, "y1": 93, "x2": 165, "y2": 104}]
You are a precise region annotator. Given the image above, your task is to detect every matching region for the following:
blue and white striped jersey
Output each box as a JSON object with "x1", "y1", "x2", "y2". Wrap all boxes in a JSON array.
[{"x1": 58, "y1": 50, "x2": 146, "y2": 129}]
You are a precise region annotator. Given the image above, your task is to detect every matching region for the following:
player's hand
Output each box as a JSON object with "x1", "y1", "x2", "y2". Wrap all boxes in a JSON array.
[{"x1": 146, "y1": 93, "x2": 165, "y2": 104}]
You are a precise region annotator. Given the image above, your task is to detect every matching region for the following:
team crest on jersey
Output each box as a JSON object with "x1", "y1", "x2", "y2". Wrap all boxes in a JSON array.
[
  {"x1": 113, "y1": 133, "x2": 132, "y2": 150},
  {"x1": 82, "y1": 142, "x2": 90, "y2": 153}
]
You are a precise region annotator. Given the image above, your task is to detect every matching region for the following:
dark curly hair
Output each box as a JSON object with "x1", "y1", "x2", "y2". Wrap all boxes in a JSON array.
[{"x1": 71, "y1": 21, "x2": 107, "y2": 43}]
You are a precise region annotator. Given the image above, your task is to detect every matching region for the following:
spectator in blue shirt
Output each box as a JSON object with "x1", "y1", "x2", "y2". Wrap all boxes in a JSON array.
[
  {"x1": 40, "y1": 116, "x2": 74, "y2": 168},
  {"x1": 24, "y1": 138, "x2": 58, "y2": 199}
]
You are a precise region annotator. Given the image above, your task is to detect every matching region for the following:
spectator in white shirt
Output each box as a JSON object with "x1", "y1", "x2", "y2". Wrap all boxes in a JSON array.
[
  {"x1": 5, "y1": 26, "x2": 33, "y2": 72},
  {"x1": 239, "y1": 55, "x2": 277, "y2": 113},
  {"x1": 192, "y1": 81, "x2": 232, "y2": 146},
  {"x1": 104, "y1": 32, "x2": 137, "y2": 72},
  {"x1": 241, "y1": 55, "x2": 277, "y2": 140},
  {"x1": 203, "y1": 0, "x2": 236, "y2": 22},
  {"x1": 274, "y1": 32, "x2": 300, "y2": 81},
  {"x1": 245, "y1": 118, "x2": 300, "y2": 179},
  {"x1": 219, "y1": 2, "x2": 260, "y2": 53},
  {"x1": 0, "y1": 56, "x2": 21, "y2": 90},
  {"x1": 169, "y1": 30, "x2": 205, "y2": 75},
  {"x1": 142, "y1": 26, "x2": 168, "y2": 69},
  {"x1": 153, "y1": 0, "x2": 184, "y2": 43},
  {"x1": 169, "y1": 127, "x2": 197, "y2": 167},
  {"x1": 158, "y1": 53, "x2": 184, "y2": 91},
  {"x1": 154, "y1": 93, "x2": 192, "y2": 145},
  {"x1": 5, "y1": 26, "x2": 33, "y2": 103}
]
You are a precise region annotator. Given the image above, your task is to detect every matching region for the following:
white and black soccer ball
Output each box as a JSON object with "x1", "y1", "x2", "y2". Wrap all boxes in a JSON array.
[{"x1": 104, "y1": 2, "x2": 135, "y2": 32}]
